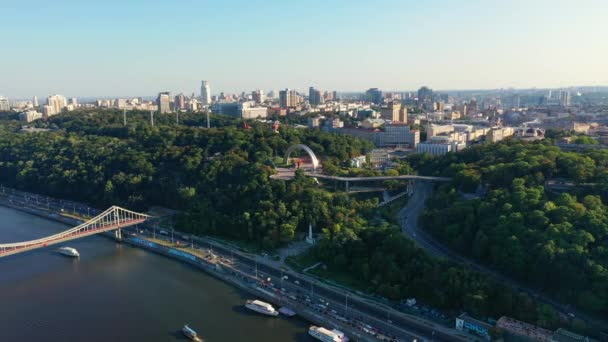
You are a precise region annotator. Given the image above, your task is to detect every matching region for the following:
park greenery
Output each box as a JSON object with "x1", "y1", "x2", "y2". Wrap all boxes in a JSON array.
[
  {"x1": 0, "y1": 111, "x2": 602, "y2": 333},
  {"x1": 412, "y1": 140, "x2": 608, "y2": 320}
]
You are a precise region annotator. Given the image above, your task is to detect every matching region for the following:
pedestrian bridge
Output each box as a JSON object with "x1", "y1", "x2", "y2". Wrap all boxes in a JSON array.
[
  {"x1": 0, "y1": 206, "x2": 150, "y2": 258},
  {"x1": 306, "y1": 173, "x2": 452, "y2": 182}
]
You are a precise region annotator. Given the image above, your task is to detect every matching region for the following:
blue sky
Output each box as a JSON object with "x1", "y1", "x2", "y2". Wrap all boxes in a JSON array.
[{"x1": 1, "y1": 0, "x2": 607, "y2": 98}]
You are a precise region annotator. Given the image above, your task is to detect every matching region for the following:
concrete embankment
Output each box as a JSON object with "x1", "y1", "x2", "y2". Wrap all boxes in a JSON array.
[{"x1": 0, "y1": 199, "x2": 375, "y2": 342}]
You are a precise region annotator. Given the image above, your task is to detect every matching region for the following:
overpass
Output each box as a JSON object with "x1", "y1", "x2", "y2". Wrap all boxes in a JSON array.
[
  {"x1": 305, "y1": 173, "x2": 452, "y2": 192},
  {"x1": 0, "y1": 206, "x2": 150, "y2": 258}
]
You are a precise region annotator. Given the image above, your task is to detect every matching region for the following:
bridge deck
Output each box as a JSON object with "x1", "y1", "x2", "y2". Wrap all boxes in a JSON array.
[
  {"x1": 305, "y1": 173, "x2": 451, "y2": 182},
  {"x1": 0, "y1": 219, "x2": 146, "y2": 257}
]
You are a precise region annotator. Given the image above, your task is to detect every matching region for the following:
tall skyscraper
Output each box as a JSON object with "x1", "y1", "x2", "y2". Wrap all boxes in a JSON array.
[
  {"x1": 252, "y1": 89, "x2": 265, "y2": 103},
  {"x1": 417, "y1": 86, "x2": 433, "y2": 105},
  {"x1": 560, "y1": 90, "x2": 571, "y2": 107},
  {"x1": 200, "y1": 81, "x2": 211, "y2": 105},
  {"x1": 279, "y1": 89, "x2": 298, "y2": 108},
  {"x1": 46, "y1": 94, "x2": 67, "y2": 115},
  {"x1": 0, "y1": 96, "x2": 9, "y2": 111},
  {"x1": 157, "y1": 92, "x2": 171, "y2": 113},
  {"x1": 175, "y1": 93, "x2": 186, "y2": 110},
  {"x1": 33, "y1": 96, "x2": 39, "y2": 107},
  {"x1": 365, "y1": 88, "x2": 383, "y2": 104},
  {"x1": 309, "y1": 87, "x2": 323, "y2": 106}
]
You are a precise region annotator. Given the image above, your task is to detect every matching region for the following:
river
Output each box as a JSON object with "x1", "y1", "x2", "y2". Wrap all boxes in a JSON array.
[{"x1": 0, "y1": 205, "x2": 309, "y2": 342}]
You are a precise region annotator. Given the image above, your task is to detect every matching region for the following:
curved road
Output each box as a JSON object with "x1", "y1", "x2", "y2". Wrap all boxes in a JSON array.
[{"x1": 399, "y1": 181, "x2": 603, "y2": 330}]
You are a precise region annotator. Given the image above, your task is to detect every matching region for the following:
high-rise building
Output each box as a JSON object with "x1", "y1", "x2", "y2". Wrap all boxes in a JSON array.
[
  {"x1": 175, "y1": 93, "x2": 186, "y2": 110},
  {"x1": 309, "y1": 87, "x2": 323, "y2": 106},
  {"x1": 380, "y1": 101, "x2": 402, "y2": 122},
  {"x1": 365, "y1": 88, "x2": 383, "y2": 104},
  {"x1": 0, "y1": 96, "x2": 9, "y2": 111},
  {"x1": 417, "y1": 86, "x2": 433, "y2": 105},
  {"x1": 200, "y1": 81, "x2": 211, "y2": 105},
  {"x1": 252, "y1": 89, "x2": 265, "y2": 104},
  {"x1": 33, "y1": 96, "x2": 39, "y2": 107},
  {"x1": 332, "y1": 91, "x2": 339, "y2": 101},
  {"x1": 279, "y1": 89, "x2": 298, "y2": 108},
  {"x1": 116, "y1": 99, "x2": 127, "y2": 109},
  {"x1": 46, "y1": 94, "x2": 67, "y2": 115},
  {"x1": 157, "y1": 92, "x2": 171, "y2": 113},
  {"x1": 560, "y1": 90, "x2": 571, "y2": 107}
]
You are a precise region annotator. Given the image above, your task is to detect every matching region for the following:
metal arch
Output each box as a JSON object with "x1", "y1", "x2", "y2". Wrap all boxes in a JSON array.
[
  {"x1": 0, "y1": 206, "x2": 151, "y2": 257},
  {"x1": 284, "y1": 144, "x2": 319, "y2": 171}
]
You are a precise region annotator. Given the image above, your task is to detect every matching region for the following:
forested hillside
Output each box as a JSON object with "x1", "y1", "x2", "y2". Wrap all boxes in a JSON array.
[
  {"x1": 0, "y1": 112, "x2": 594, "y2": 333},
  {"x1": 413, "y1": 140, "x2": 608, "y2": 318}
]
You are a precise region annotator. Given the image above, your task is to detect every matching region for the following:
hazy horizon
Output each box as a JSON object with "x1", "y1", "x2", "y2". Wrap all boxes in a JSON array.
[{"x1": 2, "y1": 0, "x2": 608, "y2": 98}]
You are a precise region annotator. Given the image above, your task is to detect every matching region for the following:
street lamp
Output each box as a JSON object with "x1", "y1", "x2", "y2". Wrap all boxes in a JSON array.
[{"x1": 345, "y1": 293, "x2": 350, "y2": 316}]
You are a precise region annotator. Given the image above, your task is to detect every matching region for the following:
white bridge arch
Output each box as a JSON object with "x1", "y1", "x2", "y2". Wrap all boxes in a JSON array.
[{"x1": 284, "y1": 144, "x2": 319, "y2": 171}]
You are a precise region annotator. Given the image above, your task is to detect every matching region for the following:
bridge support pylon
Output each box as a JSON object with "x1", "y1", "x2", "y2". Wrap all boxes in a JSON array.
[{"x1": 114, "y1": 229, "x2": 122, "y2": 241}]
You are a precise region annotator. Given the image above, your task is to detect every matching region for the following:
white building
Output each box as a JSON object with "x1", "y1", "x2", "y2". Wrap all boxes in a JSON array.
[
  {"x1": 116, "y1": 99, "x2": 128, "y2": 109},
  {"x1": 239, "y1": 101, "x2": 268, "y2": 119},
  {"x1": 212, "y1": 101, "x2": 267, "y2": 119},
  {"x1": 42, "y1": 105, "x2": 55, "y2": 118},
  {"x1": 0, "y1": 96, "x2": 10, "y2": 111},
  {"x1": 200, "y1": 80, "x2": 211, "y2": 105},
  {"x1": 350, "y1": 155, "x2": 367, "y2": 168},
  {"x1": 46, "y1": 94, "x2": 67, "y2": 115},
  {"x1": 416, "y1": 136, "x2": 466, "y2": 155},
  {"x1": 19, "y1": 110, "x2": 43, "y2": 122}
]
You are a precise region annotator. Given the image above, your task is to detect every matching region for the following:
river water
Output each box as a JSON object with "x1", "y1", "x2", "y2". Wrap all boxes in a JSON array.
[{"x1": 0, "y1": 206, "x2": 309, "y2": 342}]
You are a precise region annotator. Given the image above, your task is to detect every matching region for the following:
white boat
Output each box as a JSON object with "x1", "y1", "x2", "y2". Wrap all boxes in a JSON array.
[
  {"x1": 308, "y1": 326, "x2": 344, "y2": 342},
  {"x1": 182, "y1": 324, "x2": 201, "y2": 341},
  {"x1": 331, "y1": 329, "x2": 349, "y2": 342},
  {"x1": 57, "y1": 247, "x2": 79, "y2": 257},
  {"x1": 245, "y1": 299, "x2": 279, "y2": 316}
]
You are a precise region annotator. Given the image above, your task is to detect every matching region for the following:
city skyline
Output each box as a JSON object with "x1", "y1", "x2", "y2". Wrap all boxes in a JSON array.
[{"x1": 2, "y1": 0, "x2": 608, "y2": 98}]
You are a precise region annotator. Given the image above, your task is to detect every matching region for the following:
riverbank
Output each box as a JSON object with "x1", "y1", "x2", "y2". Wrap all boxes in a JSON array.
[
  {"x1": 0, "y1": 186, "x2": 478, "y2": 342},
  {"x1": 0, "y1": 198, "x2": 378, "y2": 342}
]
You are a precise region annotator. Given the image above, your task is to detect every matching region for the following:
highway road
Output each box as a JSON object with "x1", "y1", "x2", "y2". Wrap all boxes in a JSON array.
[
  {"x1": 0, "y1": 187, "x2": 475, "y2": 341},
  {"x1": 142, "y1": 229, "x2": 464, "y2": 342},
  {"x1": 398, "y1": 181, "x2": 601, "y2": 330}
]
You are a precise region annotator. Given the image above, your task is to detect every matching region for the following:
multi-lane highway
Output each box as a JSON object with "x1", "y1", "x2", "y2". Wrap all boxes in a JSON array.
[
  {"x1": 0, "y1": 186, "x2": 475, "y2": 342},
  {"x1": 135, "y1": 228, "x2": 466, "y2": 342},
  {"x1": 399, "y1": 181, "x2": 597, "y2": 329}
]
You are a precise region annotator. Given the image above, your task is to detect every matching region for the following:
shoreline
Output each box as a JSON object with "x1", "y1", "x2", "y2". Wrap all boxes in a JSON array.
[{"x1": 0, "y1": 200, "x2": 375, "y2": 342}]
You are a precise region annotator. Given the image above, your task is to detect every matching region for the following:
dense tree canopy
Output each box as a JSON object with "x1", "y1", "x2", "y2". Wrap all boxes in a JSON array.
[
  {"x1": 414, "y1": 140, "x2": 608, "y2": 319},
  {"x1": 0, "y1": 110, "x2": 373, "y2": 249},
  {"x1": 0, "y1": 112, "x2": 594, "y2": 333}
]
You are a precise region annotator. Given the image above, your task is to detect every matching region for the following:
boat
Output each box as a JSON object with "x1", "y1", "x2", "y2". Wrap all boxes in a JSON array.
[
  {"x1": 245, "y1": 299, "x2": 279, "y2": 316},
  {"x1": 331, "y1": 329, "x2": 349, "y2": 342},
  {"x1": 57, "y1": 247, "x2": 79, "y2": 257},
  {"x1": 308, "y1": 325, "x2": 345, "y2": 342},
  {"x1": 278, "y1": 306, "x2": 296, "y2": 317},
  {"x1": 182, "y1": 324, "x2": 202, "y2": 341}
]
